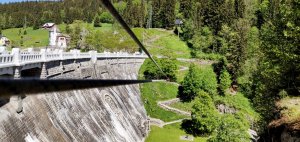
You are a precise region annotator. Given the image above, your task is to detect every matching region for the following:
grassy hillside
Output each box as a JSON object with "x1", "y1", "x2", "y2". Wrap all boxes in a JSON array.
[
  {"x1": 3, "y1": 27, "x2": 48, "y2": 48},
  {"x1": 2, "y1": 22, "x2": 191, "y2": 59},
  {"x1": 146, "y1": 124, "x2": 207, "y2": 142},
  {"x1": 140, "y1": 82, "x2": 187, "y2": 122}
]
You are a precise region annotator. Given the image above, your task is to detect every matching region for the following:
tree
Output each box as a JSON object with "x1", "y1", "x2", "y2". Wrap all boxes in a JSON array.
[
  {"x1": 219, "y1": 68, "x2": 232, "y2": 93},
  {"x1": 189, "y1": 91, "x2": 219, "y2": 135},
  {"x1": 190, "y1": 27, "x2": 214, "y2": 54},
  {"x1": 208, "y1": 115, "x2": 250, "y2": 142},
  {"x1": 180, "y1": 64, "x2": 218, "y2": 101},
  {"x1": 65, "y1": 24, "x2": 72, "y2": 34},
  {"x1": 237, "y1": 27, "x2": 261, "y2": 97},
  {"x1": 94, "y1": 16, "x2": 101, "y2": 27},
  {"x1": 100, "y1": 12, "x2": 114, "y2": 24},
  {"x1": 179, "y1": 0, "x2": 192, "y2": 19},
  {"x1": 161, "y1": 0, "x2": 176, "y2": 28},
  {"x1": 143, "y1": 58, "x2": 178, "y2": 82},
  {"x1": 226, "y1": 19, "x2": 250, "y2": 82},
  {"x1": 70, "y1": 21, "x2": 81, "y2": 49}
]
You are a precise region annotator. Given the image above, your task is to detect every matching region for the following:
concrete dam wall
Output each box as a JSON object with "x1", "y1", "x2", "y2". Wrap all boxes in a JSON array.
[{"x1": 0, "y1": 58, "x2": 149, "y2": 142}]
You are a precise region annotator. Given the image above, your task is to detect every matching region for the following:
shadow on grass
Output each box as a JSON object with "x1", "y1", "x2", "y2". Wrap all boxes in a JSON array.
[
  {"x1": 177, "y1": 85, "x2": 196, "y2": 102},
  {"x1": 180, "y1": 119, "x2": 205, "y2": 137}
]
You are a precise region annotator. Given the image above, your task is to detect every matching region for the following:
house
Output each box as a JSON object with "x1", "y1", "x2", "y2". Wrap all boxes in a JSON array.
[
  {"x1": 0, "y1": 35, "x2": 10, "y2": 46},
  {"x1": 42, "y1": 23, "x2": 71, "y2": 49}
]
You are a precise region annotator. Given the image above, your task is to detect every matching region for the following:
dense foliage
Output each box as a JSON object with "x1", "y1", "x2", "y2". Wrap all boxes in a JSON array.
[
  {"x1": 180, "y1": 90, "x2": 220, "y2": 136},
  {"x1": 208, "y1": 115, "x2": 249, "y2": 142},
  {"x1": 143, "y1": 58, "x2": 178, "y2": 82},
  {"x1": 190, "y1": 91, "x2": 219, "y2": 135},
  {"x1": 179, "y1": 0, "x2": 299, "y2": 139},
  {"x1": 0, "y1": 0, "x2": 177, "y2": 30},
  {"x1": 219, "y1": 69, "x2": 232, "y2": 93},
  {"x1": 179, "y1": 64, "x2": 217, "y2": 101}
]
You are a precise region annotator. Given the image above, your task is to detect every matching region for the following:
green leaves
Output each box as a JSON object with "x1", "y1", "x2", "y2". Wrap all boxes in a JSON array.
[
  {"x1": 219, "y1": 69, "x2": 232, "y2": 93},
  {"x1": 186, "y1": 91, "x2": 219, "y2": 135},
  {"x1": 180, "y1": 64, "x2": 218, "y2": 101},
  {"x1": 208, "y1": 114, "x2": 250, "y2": 142},
  {"x1": 143, "y1": 58, "x2": 178, "y2": 82}
]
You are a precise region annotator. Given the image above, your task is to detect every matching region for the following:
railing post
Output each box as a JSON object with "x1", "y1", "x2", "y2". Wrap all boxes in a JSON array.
[
  {"x1": 59, "y1": 49, "x2": 64, "y2": 74},
  {"x1": 59, "y1": 49, "x2": 63, "y2": 60},
  {"x1": 40, "y1": 49, "x2": 47, "y2": 79},
  {"x1": 40, "y1": 49, "x2": 47, "y2": 62},
  {"x1": 89, "y1": 50, "x2": 97, "y2": 64},
  {"x1": 11, "y1": 48, "x2": 23, "y2": 113},
  {"x1": 12, "y1": 48, "x2": 21, "y2": 66}
]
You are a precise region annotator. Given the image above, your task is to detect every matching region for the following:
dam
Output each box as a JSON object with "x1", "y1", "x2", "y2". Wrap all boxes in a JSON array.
[{"x1": 0, "y1": 48, "x2": 149, "y2": 142}]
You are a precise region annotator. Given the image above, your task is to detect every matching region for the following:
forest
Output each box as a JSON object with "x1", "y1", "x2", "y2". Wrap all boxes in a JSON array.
[{"x1": 0, "y1": 0, "x2": 299, "y2": 141}]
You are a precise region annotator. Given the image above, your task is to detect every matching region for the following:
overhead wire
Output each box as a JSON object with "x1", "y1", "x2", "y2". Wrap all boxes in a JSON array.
[
  {"x1": 0, "y1": 0, "x2": 169, "y2": 97},
  {"x1": 99, "y1": 0, "x2": 168, "y2": 79}
]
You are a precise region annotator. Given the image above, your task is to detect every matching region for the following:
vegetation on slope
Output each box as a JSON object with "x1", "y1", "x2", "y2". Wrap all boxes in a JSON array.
[
  {"x1": 140, "y1": 82, "x2": 186, "y2": 122},
  {"x1": 146, "y1": 123, "x2": 207, "y2": 142},
  {"x1": 2, "y1": 27, "x2": 48, "y2": 48}
]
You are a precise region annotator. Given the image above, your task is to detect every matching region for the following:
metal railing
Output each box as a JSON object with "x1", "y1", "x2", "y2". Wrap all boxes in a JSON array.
[{"x1": 0, "y1": 48, "x2": 147, "y2": 69}]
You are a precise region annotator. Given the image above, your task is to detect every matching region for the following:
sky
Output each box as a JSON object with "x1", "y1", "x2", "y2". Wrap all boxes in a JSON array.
[
  {"x1": 0, "y1": 0, "x2": 25, "y2": 3},
  {"x1": 0, "y1": 0, "x2": 61, "y2": 3}
]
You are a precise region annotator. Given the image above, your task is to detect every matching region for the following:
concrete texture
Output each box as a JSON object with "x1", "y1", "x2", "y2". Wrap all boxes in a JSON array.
[{"x1": 0, "y1": 59, "x2": 149, "y2": 142}]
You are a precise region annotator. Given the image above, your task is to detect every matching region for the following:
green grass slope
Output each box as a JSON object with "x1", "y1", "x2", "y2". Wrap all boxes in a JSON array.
[
  {"x1": 141, "y1": 82, "x2": 187, "y2": 122},
  {"x1": 146, "y1": 124, "x2": 207, "y2": 142},
  {"x1": 3, "y1": 27, "x2": 48, "y2": 48}
]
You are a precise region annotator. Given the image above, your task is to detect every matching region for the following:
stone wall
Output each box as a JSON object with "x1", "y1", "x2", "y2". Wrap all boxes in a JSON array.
[{"x1": 0, "y1": 59, "x2": 148, "y2": 142}]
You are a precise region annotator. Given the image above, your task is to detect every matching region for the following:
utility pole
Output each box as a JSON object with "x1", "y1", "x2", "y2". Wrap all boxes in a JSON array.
[{"x1": 147, "y1": 3, "x2": 153, "y2": 29}]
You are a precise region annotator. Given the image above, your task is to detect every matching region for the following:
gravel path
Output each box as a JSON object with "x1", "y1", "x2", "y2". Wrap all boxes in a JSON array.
[{"x1": 149, "y1": 98, "x2": 191, "y2": 127}]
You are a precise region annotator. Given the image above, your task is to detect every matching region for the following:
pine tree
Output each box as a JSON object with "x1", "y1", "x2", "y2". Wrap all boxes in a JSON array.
[
  {"x1": 65, "y1": 24, "x2": 72, "y2": 34},
  {"x1": 161, "y1": 0, "x2": 176, "y2": 28},
  {"x1": 219, "y1": 69, "x2": 232, "y2": 93},
  {"x1": 93, "y1": 16, "x2": 101, "y2": 27}
]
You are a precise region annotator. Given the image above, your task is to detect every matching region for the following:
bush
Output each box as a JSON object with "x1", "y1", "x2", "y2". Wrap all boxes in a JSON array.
[
  {"x1": 143, "y1": 58, "x2": 178, "y2": 82},
  {"x1": 193, "y1": 51, "x2": 223, "y2": 60},
  {"x1": 94, "y1": 16, "x2": 101, "y2": 27},
  {"x1": 207, "y1": 115, "x2": 250, "y2": 142},
  {"x1": 182, "y1": 91, "x2": 219, "y2": 135},
  {"x1": 180, "y1": 64, "x2": 218, "y2": 101},
  {"x1": 219, "y1": 69, "x2": 232, "y2": 93},
  {"x1": 100, "y1": 12, "x2": 114, "y2": 24}
]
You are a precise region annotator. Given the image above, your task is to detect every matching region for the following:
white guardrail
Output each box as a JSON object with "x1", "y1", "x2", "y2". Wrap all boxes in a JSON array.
[{"x1": 0, "y1": 48, "x2": 147, "y2": 68}]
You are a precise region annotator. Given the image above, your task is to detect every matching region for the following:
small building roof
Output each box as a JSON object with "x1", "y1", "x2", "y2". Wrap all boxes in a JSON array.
[
  {"x1": 175, "y1": 19, "x2": 183, "y2": 25},
  {"x1": 42, "y1": 23, "x2": 55, "y2": 28}
]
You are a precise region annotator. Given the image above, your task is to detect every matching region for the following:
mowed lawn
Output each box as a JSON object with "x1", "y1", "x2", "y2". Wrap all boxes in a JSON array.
[
  {"x1": 146, "y1": 123, "x2": 207, "y2": 142},
  {"x1": 150, "y1": 33, "x2": 191, "y2": 59},
  {"x1": 2, "y1": 22, "x2": 191, "y2": 57},
  {"x1": 3, "y1": 27, "x2": 48, "y2": 48},
  {"x1": 140, "y1": 82, "x2": 187, "y2": 122}
]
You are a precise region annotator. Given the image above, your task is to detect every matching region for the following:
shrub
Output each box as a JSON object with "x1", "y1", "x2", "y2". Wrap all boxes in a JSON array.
[
  {"x1": 94, "y1": 16, "x2": 101, "y2": 27},
  {"x1": 100, "y1": 12, "x2": 114, "y2": 24},
  {"x1": 180, "y1": 64, "x2": 218, "y2": 101},
  {"x1": 219, "y1": 69, "x2": 232, "y2": 93},
  {"x1": 207, "y1": 114, "x2": 250, "y2": 142},
  {"x1": 182, "y1": 91, "x2": 219, "y2": 135},
  {"x1": 143, "y1": 58, "x2": 178, "y2": 82}
]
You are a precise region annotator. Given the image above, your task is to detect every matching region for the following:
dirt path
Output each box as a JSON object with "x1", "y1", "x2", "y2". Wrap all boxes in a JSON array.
[
  {"x1": 149, "y1": 97, "x2": 191, "y2": 128},
  {"x1": 157, "y1": 98, "x2": 191, "y2": 117},
  {"x1": 149, "y1": 117, "x2": 186, "y2": 128}
]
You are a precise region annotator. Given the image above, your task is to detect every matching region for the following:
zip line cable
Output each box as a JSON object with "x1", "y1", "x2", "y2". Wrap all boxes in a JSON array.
[
  {"x1": 0, "y1": 0, "x2": 170, "y2": 97},
  {"x1": 100, "y1": 0, "x2": 168, "y2": 79}
]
